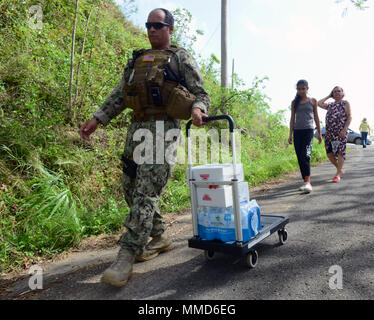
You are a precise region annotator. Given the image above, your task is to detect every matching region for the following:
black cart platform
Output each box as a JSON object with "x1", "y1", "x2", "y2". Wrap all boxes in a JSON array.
[{"x1": 188, "y1": 215, "x2": 289, "y2": 268}]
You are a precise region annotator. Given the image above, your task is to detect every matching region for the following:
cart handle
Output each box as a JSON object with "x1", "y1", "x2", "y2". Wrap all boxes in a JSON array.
[{"x1": 186, "y1": 114, "x2": 235, "y2": 137}]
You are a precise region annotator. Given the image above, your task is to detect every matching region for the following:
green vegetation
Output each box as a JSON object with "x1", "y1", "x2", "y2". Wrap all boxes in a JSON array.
[{"x1": 0, "y1": 0, "x2": 326, "y2": 273}]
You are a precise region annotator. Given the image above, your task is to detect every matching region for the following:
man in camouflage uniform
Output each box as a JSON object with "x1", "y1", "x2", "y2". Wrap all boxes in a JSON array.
[{"x1": 79, "y1": 8, "x2": 210, "y2": 287}]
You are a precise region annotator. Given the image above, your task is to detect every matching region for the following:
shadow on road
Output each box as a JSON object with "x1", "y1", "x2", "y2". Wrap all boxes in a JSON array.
[{"x1": 3, "y1": 146, "x2": 374, "y2": 300}]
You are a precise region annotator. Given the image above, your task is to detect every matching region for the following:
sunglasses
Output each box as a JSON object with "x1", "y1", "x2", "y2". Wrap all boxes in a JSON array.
[{"x1": 145, "y1": 22, "x2": 170, "y2": 30}]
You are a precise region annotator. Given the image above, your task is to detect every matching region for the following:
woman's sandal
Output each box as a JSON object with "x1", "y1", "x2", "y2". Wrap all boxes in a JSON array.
[{"x1": 332, "y1": 176, "x2": 341, "y2": 182}]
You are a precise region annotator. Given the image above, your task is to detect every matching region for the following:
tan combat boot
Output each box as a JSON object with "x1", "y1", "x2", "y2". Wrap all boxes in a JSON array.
[
  {"x1": 101, "y1": 247, "x2": 135, "y2": 287},
  {"x1": 135, "y1": 234, "x2": 174, "y2": 262}
]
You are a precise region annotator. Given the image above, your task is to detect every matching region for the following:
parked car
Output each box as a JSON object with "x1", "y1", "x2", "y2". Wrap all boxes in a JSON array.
[{"x1": 314, "y1": 127, "x2": 372, "y2": 145}]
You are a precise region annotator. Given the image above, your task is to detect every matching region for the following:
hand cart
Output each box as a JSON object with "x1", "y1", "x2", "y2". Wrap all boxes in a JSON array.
[{"x1": 186, "y1": 115, "x2": 289, "y2": 268}]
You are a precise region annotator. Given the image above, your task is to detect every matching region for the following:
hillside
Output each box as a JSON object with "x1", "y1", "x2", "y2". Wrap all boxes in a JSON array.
[{"x1": 0, "y1": 0, "x2": 326, "y2": 273}]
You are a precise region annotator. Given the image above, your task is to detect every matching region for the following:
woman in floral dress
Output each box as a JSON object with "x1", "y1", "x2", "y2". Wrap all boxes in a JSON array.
[{"x1": 318, "y1": 86, "x2": 352, "y2": 182}]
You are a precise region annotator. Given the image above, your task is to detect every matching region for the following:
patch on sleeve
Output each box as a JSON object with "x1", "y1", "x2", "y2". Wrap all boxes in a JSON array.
[{"x1": 143, "y1": 55, "x2": 155, "y2": 62}]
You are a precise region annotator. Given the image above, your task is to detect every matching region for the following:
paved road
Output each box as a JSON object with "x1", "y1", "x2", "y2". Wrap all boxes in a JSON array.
[{"x1": 3, "y1": 145, "x2": 374, "y2": 300}]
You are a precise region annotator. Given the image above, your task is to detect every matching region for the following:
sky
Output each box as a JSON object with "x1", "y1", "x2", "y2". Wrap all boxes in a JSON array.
[{"x1": 116, "y1": 0, "x2": 374, "y2": 132}]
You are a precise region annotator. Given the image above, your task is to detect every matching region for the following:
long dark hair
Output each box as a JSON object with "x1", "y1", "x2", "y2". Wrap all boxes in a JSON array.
[{"x1": 293, "y1": 79, "x2": 308, "y2": 112}]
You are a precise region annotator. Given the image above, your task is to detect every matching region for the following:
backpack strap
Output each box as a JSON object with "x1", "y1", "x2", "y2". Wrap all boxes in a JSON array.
[
  {"x1": 129, "y1": 48, "x2": 147, "y2": 68},
  {"x1": 164, "y1": 45, "x2": 189, "y2": 86}
]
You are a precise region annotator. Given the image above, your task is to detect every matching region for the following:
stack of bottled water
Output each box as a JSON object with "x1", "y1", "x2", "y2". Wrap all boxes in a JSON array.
[{"x1": 197, "y1": 200, "x2": 262, "y2": 243}]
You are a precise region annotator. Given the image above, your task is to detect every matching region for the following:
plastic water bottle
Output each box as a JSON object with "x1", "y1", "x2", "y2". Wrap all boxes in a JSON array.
[{"x1": 198, "y1": 200, "x2": 262, "y2": 242}]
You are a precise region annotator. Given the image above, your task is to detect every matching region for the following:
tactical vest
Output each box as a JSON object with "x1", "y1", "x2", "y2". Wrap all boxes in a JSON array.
[{"x1": 123, "y1": 46, "x2": 195, "y2": 120}]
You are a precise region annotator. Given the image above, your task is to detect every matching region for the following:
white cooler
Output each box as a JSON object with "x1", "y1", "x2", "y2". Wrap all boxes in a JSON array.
[
  {"x1": 187, "y1": 163, "x2": 244, "y2": 182},
  {"x1": 196, "y1": 182, "x2": 249, "y2": 207}
]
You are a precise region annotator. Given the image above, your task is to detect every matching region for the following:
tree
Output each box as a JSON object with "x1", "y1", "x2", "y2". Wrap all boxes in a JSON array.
[
  {"x1": 348, "y1": 0, "x2": 369, "y2": 9},
  {"x1": 68, "y1": 0, "x2": 80, "y2": 123},
  {"x1": 171, "y1": 8, "x2": 204, "y2": 56},
  {"x1": 118, "y1": 0, "x2": 138, "y2": 18},
  {"x1": 336, "y1": 0, "x2": 369, "y2": 15}
]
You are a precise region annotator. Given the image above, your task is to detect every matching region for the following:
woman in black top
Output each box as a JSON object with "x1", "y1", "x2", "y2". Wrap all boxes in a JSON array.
[{"x1": 289, "y1": 80, "x2": 322, "y2": 193}]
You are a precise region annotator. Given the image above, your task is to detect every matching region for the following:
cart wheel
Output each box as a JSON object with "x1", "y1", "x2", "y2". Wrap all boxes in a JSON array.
[
  {"x1": 278, "y1": 229, "x2": 288, "y2": 245},
  {"x1": 204, "y1": 250, "x2": 215, "y2": 261},
  {"x1": 246, "y1": 250, "x2": 258, "y2": 268}
]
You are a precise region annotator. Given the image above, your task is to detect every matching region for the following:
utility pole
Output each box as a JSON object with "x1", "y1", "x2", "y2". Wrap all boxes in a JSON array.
[
  {"x1": 231, "y1": 58, "x2": 235, "y2": 89},
  {"x1": 221, "y1": 0, "x2": 228, "y2": 88}
]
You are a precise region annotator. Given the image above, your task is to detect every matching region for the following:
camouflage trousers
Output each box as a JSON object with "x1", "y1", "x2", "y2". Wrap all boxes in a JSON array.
[{"x1": 118, "y1": 117, "x2": 181, "y2": 256}]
